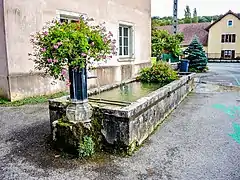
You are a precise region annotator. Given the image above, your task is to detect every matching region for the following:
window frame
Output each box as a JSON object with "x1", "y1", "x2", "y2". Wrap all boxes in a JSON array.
[
  {"x1": 56, "y1": 10, "x2": 87, "y2": 23},
  {"x1": 119, "y1": 25, "x2": 130, "y2": 57},
  {"x1": 221, "y1": 33, "x2": 236, "y2": 44},
  {"x1": 118, "y1": 21, "x2": 135, "y2": 61},
  {"x1": 221, "y1": 49, "x2": 235, "y2": 59},
  {"x1": 227, "y1": 20, "x2": 233, "y2": 27}
]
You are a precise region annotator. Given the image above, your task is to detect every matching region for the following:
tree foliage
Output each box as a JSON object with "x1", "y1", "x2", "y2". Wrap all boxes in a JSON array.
[
  {"x1": 184, "y1": 5, "x2": 192, "y2": 23},
  {"x1": 151, "y1": 5, "x2": 222, "y2": 27},
  {"x1": 151, "y1": 29, "x2": 184, "y2": 58},
  {"x1": 192, "y1": 8, "x2": 198, "y2": 23},
  {"x1": 183, "y1": 37, "x2": 208, "y2": 72}
]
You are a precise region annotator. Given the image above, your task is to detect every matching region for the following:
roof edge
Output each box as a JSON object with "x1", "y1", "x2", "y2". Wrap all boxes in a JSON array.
[{"x1": 205, "y1": 10, "x2": 240, "y2": 31}]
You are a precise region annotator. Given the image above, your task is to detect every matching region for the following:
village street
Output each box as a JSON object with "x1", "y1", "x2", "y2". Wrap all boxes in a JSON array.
[{"x1": 1, "y1": 63, "x2": 240, "y2": 180}]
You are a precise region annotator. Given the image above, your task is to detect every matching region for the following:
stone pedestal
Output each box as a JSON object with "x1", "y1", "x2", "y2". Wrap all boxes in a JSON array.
[
  {"x1": 66, "y1": 101, "x2": 92, "y2": 124},
  {"x1": 51, "y1": 100, "x2": 94, "y2": 155}
]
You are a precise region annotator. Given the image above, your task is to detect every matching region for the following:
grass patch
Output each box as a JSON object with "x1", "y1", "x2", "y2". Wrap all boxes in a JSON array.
[{"x1": 0, "y1": 91, "x2": 69, "y2": 107}]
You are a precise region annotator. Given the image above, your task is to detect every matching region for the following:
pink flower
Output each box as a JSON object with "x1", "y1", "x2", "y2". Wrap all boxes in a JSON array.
[
  {"x1": 81, "y1": 53, "x2": 87, "y2": 57},
  {"x1": 57, "y1": 42, "x2": 62, "y2": 46},
  {"x1": 53, "y1": 59, "x2": 58, "y2": 63},
  {"x1": 90, "y1": 41, "x2": 95, "y2": 46},
  {"x1": 61, "y1": 69, "x2": 67, "y2": 75},
  {"x1": 108, "y1": 55, "x2": 113, "y2": 58},
  {"x1": 53, "y1": 45, "x2": 59, "y2": 49},
  {"x1": 47, "y1": 59, "x2": 52, "y2": 63},
  {"x1": 66, "y1": 80, "x2": 71, "y2": 87},
  {"x1": 103, "y1": 37, "x2": 107, "y2": 43},
  {"x1": 43, "y1": 31, "x2": 48, "y2": 36},
  {"x1": 41, "y1": 47, "x2": 46, "y2": 52}
]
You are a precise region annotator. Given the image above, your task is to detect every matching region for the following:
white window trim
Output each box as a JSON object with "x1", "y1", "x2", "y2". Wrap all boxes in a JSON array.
[
  {"x1": 221, "y1": 33, "x2": 236, "y2": 44},
  {"x1": 56, "y1": 9, "x2": 87, "y2": 22},
  {"x1": 221, "y1": 49, "x2": 235, "y2": 58},
  {"x1": 118, "y1": 21, "x2": 135, "y2": 62},
  {"x1": 227, "y1": 19, "x2": 233, "y2": 27}
]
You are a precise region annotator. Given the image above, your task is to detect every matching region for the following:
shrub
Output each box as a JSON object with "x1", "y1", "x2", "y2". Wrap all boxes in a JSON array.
[
  {"x1": 137, "y1": 61, "x2": 178, "y2": 84},
  {"x1": 78, "y1": 136, "x2": 95, "y2": 158}
]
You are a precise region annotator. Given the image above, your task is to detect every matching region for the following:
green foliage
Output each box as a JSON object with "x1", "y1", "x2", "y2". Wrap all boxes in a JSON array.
[
  {"x1": 0, "y1": 91, "x2": 68, "y2": 106},
  {"x1": 29, "y1": 15, "x2": 117, "y2": 82},
  {"x1": 192, "y1": 8, "x2": 198, "y2": 23},
  {"x1": 151, "y1": 30, "x2": 184, "y2": 58},
  {"x1": 78, "y1": 136, "x2": 95, "y2": 158},
  {"x1": 137, "y1": 61, "x2": 178, "y2": 84},
  {"x1": 183, "y1": 37, "x2": 208, "y2": 72},
  {"x1": 151, "y1": 6, "x2": 222, "y2": 27},
  {"x1": 184, "y1": 5, "x2": 192, "y2": 24}
]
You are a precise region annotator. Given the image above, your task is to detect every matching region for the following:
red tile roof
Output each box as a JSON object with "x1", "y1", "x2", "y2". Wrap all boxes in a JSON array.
[{"x1": 157, "y1": 22, "x2": 210, "y2": 46}]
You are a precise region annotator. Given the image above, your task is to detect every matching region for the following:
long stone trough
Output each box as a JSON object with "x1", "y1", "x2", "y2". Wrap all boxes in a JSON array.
[{"x1": 49, "y1": 73, "x2": 195, "y2": 154}]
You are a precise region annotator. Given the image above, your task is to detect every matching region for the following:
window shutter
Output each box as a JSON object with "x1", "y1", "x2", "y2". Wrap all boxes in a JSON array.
[
  {"x1": 232, "y1": 50, "x2": 235, "y2": 59},
  {"x1": 221, "y1": 35, "x2": 225, "y2": 43},
  {"x1": 232, "y1": 34, "x2": 236, "y2": 43},
  {"x1": 229, "y1": 35, "x2": 232, "y2": 42},
  {"x1": 221, "y1": 50, "x2": 224, "y2": 58},
  {"x1": 129, "y1": 27, "x2": 134, "y2": 58}
]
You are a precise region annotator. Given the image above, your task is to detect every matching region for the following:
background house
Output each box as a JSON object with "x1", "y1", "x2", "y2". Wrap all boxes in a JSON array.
[
  {"x1": 206, "y1": 10, "x2": 240, "y2": 59},
  {"x1": 158, "y1": 10, "x2": 240, "y2": 60},
  {"x1": 0, "y1": 0, "x2": 151, "y2": 101}
]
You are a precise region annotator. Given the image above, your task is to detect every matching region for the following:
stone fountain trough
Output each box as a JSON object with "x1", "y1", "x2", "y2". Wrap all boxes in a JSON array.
[{"x1": 49, "y1": 73, "x2": 195, "y2": 154}]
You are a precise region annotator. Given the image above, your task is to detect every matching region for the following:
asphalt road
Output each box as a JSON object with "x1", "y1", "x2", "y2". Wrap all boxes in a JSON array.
[
  {"x1": 1, "y1": 63, "x2": 240, "y2": 180},
  {"x1": 201, "y1": 63, "x2": 240, "y2": 86}
]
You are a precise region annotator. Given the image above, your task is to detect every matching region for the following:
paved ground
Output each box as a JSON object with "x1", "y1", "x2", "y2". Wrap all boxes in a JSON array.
[
  {"x1": 200, "y1": 63, "x2": 240, "y2": 86},
  {"x1": 1, "y1": 63, "x2": 240, "y2": 180}
]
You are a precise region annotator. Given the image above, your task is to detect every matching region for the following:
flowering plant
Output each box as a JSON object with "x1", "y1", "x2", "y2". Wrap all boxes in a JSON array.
[{"x1": 29, "y1": 15, "x2": 117, "y2": 82}]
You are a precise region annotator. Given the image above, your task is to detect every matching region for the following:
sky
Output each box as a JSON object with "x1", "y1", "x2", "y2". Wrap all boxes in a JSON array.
[{"x1": 151, "y1": 0, "x2": 240, "y2": 18}]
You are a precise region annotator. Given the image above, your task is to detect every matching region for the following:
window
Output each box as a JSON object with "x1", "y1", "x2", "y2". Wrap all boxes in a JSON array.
[
  {"x1": 221, "y1": 50, "x2": 235, "y2": 59},
  {"x1": 119, "y1": 25, "x2": 133, "y2": 57},
  {"x1": 221, "y1": 34, "x2": 236, "y2": 43},
  {"x1": 56, "y1": 10, "x2": 86, "y2": 24},
  {"x1": 60, "y1": 14, "x2": 81, "y2": 24},
  {"x1": 228, "y1": 20, "x2": 233, "y2": 27},
  {"x1": 60, "y1": 15, "x2": 79, "y2": 23}
]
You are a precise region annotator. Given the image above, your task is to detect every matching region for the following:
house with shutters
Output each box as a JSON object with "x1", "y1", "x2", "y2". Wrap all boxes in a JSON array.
[
  {"x1": 0, "y1": 0, "x2": 151, "y2": 101},
  {"x1": 158, "y1": 10, "x2": 240, "y2": 60}
]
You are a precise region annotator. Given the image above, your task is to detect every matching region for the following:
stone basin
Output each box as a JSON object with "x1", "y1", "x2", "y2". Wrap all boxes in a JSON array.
[{"x1": 49, "y1": 73, "x2": 195, "y2": 154}]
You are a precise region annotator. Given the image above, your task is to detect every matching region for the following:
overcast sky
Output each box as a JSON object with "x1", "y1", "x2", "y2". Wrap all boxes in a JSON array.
[{"x1": 151, "y1": 0, "x2": 240, "y2": 18}]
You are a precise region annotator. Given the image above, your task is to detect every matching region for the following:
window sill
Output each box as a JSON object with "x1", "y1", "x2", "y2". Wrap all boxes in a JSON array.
[{"x1": 117, "y1": 57, "x2": 135, "y2": 62}]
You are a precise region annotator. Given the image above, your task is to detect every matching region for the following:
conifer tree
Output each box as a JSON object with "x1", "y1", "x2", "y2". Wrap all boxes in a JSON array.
[{"x1": 184, "y1": 37, "x2": 208, "y2": 72}]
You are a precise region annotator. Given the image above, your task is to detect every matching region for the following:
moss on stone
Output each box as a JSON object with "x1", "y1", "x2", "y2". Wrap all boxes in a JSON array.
[{"x1": 57, "y1": 120, "x2": 73, "y2": 127}]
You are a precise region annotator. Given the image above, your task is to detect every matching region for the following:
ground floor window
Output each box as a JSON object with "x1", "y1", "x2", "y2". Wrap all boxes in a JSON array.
[
  {"x1": 118, "y1": 25, "x2": 133, "y2": 57},
  {"x1": 221, "y1": 50, "x2": 235, "y2": 59}
]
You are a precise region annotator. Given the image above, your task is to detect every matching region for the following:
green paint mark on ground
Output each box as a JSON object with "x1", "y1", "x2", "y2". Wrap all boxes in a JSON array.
[
  {"x1": 229, "y1": 123, "x2": 240, "y2": 144},
  {"x1": 213, "y1": 104, "x2": 240, "y2": 144}
]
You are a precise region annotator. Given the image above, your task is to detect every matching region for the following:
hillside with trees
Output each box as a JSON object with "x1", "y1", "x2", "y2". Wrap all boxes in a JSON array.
[{"x1": 152, "y1": 5, "x2": 221, "y2": 27}]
